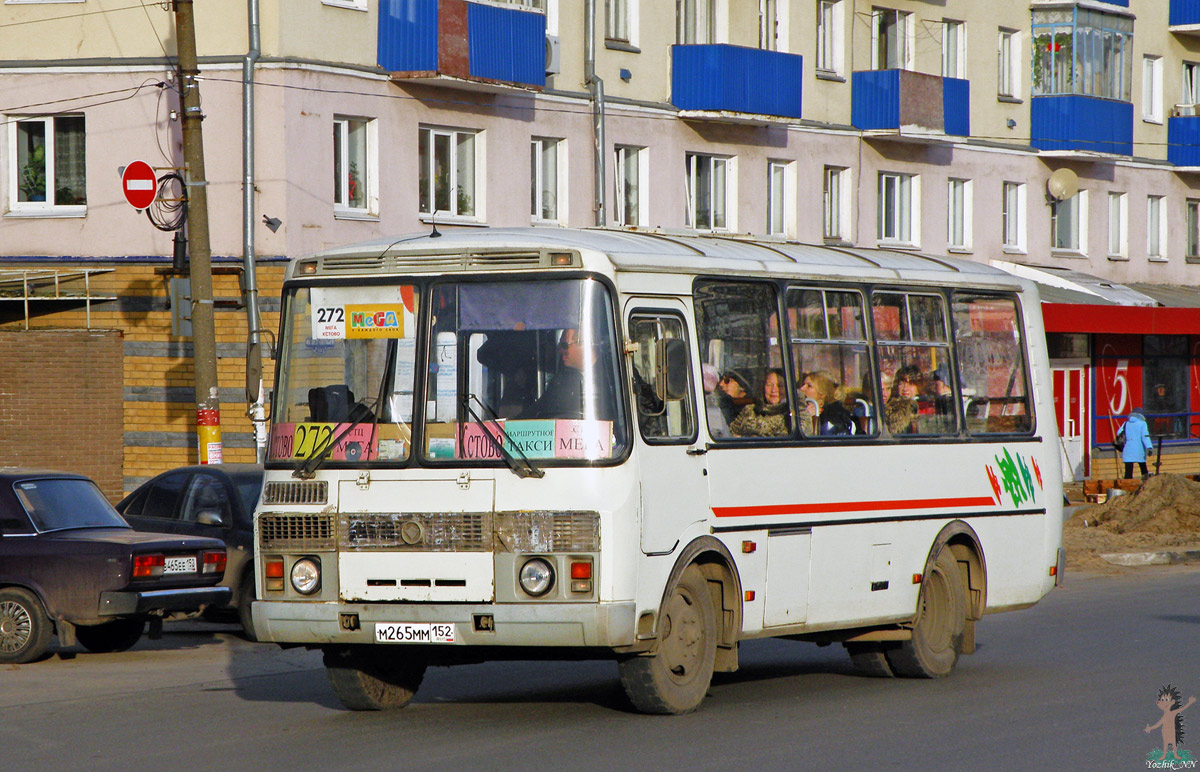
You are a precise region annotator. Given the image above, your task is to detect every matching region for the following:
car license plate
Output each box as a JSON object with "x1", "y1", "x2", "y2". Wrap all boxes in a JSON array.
[
  {"x1": 375, "y1": 623, "x2": 456, "y2": 644},
  {"x1": 163, "y1": 556, "x2": 197, "y2": 575}
]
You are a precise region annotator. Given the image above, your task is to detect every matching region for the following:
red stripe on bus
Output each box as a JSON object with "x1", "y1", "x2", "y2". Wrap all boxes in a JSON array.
[{"x1": 712, "y1": 496, "x2": 998, "y2": 518}]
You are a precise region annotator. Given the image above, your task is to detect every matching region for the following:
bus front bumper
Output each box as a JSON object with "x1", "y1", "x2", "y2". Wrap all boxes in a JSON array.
[{"x1": 253, "y1": 600, "x2": 637, "y2": 648}]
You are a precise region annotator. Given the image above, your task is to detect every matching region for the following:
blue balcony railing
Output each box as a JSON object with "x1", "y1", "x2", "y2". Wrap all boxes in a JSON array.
[
  {"x1": 378, "y1": 0, "x2": 545, "y2": 89},
  {"x1": 671, "y1": 44, "x2": 803, "y2": 119},
  {"x1": 1169, "y1": 115, "x2": 1200, "y2": 166},
  {"x1": 1171, "y1": 0, "x2": 1200, "y2": 26},
  {"x1": 850, "y1": 70, "x2": 969, "y2": 137},
  {"x1": 1030, "y1": 95, "x2": 1132, "y2": 155}
]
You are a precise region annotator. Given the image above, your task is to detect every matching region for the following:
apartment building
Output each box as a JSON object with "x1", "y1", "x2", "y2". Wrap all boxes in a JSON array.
[{"x1": 2, "y1": 0, "x2": 1200, "y2": 488}]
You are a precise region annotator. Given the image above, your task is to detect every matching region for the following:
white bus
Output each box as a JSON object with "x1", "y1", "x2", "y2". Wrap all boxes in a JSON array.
[{"x1": 252, "y1": 228, "x2": 1063, "y2": 714}]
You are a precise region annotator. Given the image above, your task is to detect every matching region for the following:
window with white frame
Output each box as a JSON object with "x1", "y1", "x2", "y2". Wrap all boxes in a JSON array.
[
  {"x1": 1183, "y1": 62, "x2": 1200, "y2": 106},
  {"x1": 766, "y1": 160, "x2": 792, "y2": 236},
  {"x1": 942, "y1": 20, "x2": 965, "y2": 79},
  {"x1": 1051, "y1": 191, "x2": 1088, "y2": 253},
  {"x1": 878, "y1": 171, "x2": 917, "y2": 244},
  {"x1": 418, "y1": 126, "x2": 479, "y2": 219},
  {"x1": 614, "y1": 145, "x2": 646, "y2": 227},
  {"x1": 606, "y1": 0, "x2": 629, "y2": 42},
  {"x1": 1107, "y1": 192, "x2": 1127, "y2": 258},
  {"x1": 333, "y1": 116, "x2": 375, "y2": 214},
  {"x1": 1187, "y1": 200, "x2": 1200, "y2": 260},
  {"x1": 677, "y1": 0, "x2": 715, "y2": 44},
  {"x1": 685, "y1": 152, "x2": 730, "y2": 231},
  {"x1": 759, "y1": 0, "x2": 777, "y2": 50},
  {"x1": 1002, "y1": 181, "x2": 1025, "y2": 250},
  {"x1": 1143, "y1": 56, "x2": 1163, "y2": 122},
  {"x1": 816, "y1": 0, "x2": 844, "y2": 76},
  {"x1": 998, "y1": 28, "x2": 1019, "y2": 99},
  {"x1": 9, "y1": 115, "x2": 86, "y2": 211},
  {"x1": 947, "y1": 178, "x2": 972, "y2": 250},
  {"x1": 1147, "y1": 195, "x2": 1166, "y2": 261},
  {"x1": 823, "y1": 165, "x2": 849, "y2": 242},
  {"x1": 872, "y1": 8, "x2": 911, "y2": 71},
  {"x1": 322, "y1": 0, "x2": 367, "y2": 10},
  {"x1": 530, "y1": 137, "x2": 563, "y2": 223}
]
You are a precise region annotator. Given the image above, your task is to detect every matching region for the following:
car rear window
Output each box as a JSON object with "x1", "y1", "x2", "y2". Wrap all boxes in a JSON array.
[{"x1": 14, "y1": 479, "x2": 129, "y2": 532}]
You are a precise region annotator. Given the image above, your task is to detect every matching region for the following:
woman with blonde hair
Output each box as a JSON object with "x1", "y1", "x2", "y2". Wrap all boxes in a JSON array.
[
  {"x1": 798, "y1": 370, "x2": 855, "y2": 436},
  {"x1": 729, "y1": 368, "x2": 790, "y2": 437}
]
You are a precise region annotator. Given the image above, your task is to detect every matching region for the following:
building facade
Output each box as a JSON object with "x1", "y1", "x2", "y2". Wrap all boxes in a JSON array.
[{"x1": 3, "y1": 0, "x2": 1200, "y2": 491}]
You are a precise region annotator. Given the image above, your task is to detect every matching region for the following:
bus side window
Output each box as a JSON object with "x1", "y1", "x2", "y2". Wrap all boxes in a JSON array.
[
  {"x1": 628, "y1": 314, "x2": 696, "y2": 442},
  {"x1": 952, "y1": 293, "x2": 1033, "y2": 435}
]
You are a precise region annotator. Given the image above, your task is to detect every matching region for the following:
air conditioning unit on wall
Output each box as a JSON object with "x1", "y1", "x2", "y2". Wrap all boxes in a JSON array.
[{"x1": 545, "y1": 34, "x2": 561, "y2": 76}]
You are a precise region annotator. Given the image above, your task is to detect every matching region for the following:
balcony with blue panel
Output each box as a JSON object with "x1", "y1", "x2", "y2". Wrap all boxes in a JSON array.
[
  {"x1": 1031, "y1": 96, "x2": 1132, "y2": 156},
  {"x1": 850, "y1": 70, "x2": 969, "y2": 139},
  {"x1": 378, "y1": 0, "x2": 546, "y2": 91},
  {"x1": 671, "y1": 44, "x2": 803, "y2": 122},
  {"x1": 1171, "y1": 0, "x2": 1200, "y2": 34},
  {"x1": 1169, "y1": 115, "x2": 1200, "y2": 167}
]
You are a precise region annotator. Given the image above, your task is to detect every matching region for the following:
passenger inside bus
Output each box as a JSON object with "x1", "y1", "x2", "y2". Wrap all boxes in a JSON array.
[
  {"x1": 729, "y1": 369, "x2": 789, "y2": 437},
  {"x1": 885, "y1": 365, "x2": 935, "y2": 435},
  {"x1": 797, "y1": 371, "x2": 855, "y2": 436},
  {"x1": 526, "y1": 328, "x2": 617, "y2": 420}
]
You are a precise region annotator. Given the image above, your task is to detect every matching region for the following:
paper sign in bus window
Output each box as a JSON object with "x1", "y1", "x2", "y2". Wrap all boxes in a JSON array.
[{"x1": 269, "y1": 422, "x2": 381, "y2": 461}]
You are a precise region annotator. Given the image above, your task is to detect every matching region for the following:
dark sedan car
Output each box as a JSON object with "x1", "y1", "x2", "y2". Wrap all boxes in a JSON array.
[
  {"x1": 0, "y1": 470, "x2": 229, "y2": 664},
  {"x1": 117, "y1": 464, "x2": 261, "y2": 638}
]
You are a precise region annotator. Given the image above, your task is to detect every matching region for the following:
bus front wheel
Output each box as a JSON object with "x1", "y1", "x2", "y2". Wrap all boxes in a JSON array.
[
  {"x1": 886, "y1": 549, "x2": 967, "y2": 678},
  {"x1": 323, "y1": 647, "x2": 427, "y2": 710},
  {"x1": 618, "y1": 565, "x2": 717, "y2": 715}
]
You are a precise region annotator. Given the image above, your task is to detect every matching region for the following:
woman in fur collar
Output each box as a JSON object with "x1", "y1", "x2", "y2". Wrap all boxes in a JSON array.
[{"x1": 729, "y1": 369, "x2": 790, "y2": 437}]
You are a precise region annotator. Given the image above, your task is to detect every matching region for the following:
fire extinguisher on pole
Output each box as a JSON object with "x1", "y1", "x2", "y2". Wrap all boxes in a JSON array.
[{"x1": 197, "y1": 386, "x2": 223, "y2": 464}]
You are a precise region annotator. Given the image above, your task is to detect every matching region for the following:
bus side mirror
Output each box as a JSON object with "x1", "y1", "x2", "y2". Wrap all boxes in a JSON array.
[{"x1": 657, "y1": 338, "x2": 690, "y2": 401}]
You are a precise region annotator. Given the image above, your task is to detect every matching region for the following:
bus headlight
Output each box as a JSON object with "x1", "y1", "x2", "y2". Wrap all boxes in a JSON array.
[
  {"x1": 290, "y1": 557, "x2": 322, "y2": 595},
  {"x1": 519, "y1": 558, "x2": 555, "y2": 597}
]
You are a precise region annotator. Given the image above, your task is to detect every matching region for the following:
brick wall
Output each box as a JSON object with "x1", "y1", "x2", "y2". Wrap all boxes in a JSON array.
[{"x1": 0, "y1": 329, "x2": 124, "y2": 501}]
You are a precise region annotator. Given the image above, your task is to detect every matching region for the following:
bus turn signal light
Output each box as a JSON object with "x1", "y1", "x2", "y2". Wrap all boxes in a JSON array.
[
  {"x1": 912, "y1": 573, "x2": 923, "y2": 585},
  {"x1": 570, "y1": 560, "x2": 592, "y2": 593},
  {"x1": 265, "y1": 558, "x2": 285, "y2": 592}
]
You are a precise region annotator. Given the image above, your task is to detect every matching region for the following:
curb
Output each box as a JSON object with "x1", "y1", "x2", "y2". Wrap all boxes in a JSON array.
[{"x1": 1100, "y1": 550, "x2": 1200, "y2": 567}]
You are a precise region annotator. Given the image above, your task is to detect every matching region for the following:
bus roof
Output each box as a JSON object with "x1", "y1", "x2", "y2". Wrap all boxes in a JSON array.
[{"x1": 297, "y1": 227, "x2": 1028, "y2": 289}]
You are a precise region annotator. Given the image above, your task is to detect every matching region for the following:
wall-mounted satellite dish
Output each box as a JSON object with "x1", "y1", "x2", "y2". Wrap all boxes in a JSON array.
[{"x1": 1047, "y1": 168, "x2": 1079, "y2": 201}]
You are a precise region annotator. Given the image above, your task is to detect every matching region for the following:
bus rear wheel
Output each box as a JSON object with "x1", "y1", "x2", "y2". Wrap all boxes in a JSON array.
[
  {"x1": 618, "y1": 565, "x2": 717, "y2": 715},
  {"x1": 886, "y1": 549, "x2": 967, "y2": 678},
  {"x1": 323, "y1": 647, "x2": 427, "y2": 710}
]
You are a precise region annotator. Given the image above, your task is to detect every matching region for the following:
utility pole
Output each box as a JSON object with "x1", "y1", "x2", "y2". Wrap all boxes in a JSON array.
[{"x1": 174, "y1": 0, "x2": 223, "y2": 464}]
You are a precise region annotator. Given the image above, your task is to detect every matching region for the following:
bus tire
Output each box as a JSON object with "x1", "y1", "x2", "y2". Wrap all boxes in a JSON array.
[
  {"x1": 236, "y1": 569, "x2": 257, "y2": 642},
  {"x1": 845, "y1": 642, "x2": 896, "y2": 678},
  {"x1": 886, "y1": 549, "x2": 967, "y2": 678},
  {"x1": 618, "y1": 566, "x2": 717, "y2": 715},
  {"x1": 323, "y1": 647, "x2": 426, "y2": 710},
  {"x1": 0, "y1": 587, "x2": 52, "y2": 664},
  {"x1": 76, "y1": 618, "x2": 145, "y2": 653}
]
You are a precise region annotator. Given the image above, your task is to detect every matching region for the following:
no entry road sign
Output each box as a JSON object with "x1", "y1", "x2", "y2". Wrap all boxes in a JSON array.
[{"x1": 121, "y1": 160, "x2": 158, "y2": 211}]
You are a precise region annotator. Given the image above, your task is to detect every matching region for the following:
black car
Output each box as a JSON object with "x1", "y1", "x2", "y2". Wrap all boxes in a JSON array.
[
  {"x1": 117, "y1": 464, "x2": 261, "y2": 638},
  {"x1": 0, "y1": 470, "x2": 229, "y2": 664}
]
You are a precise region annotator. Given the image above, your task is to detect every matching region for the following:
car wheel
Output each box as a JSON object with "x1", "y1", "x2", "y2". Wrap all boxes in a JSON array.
[
  {"x1": 0, "y1": 587, "x2": 52, "y2": 664},
  {"x1": 76, "y1": 618, "x2": 145, "y2": 654},
  {"x1": 237, "y1": 570, "x2": 257, "y2": 642}
]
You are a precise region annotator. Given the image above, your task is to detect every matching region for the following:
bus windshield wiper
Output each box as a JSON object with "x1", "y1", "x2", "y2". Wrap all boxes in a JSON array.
[
  {"x1": 293, "y1": 399, "x2": 379, "y2": 479},
  {"x1": 462, "y1": 393, "x2": 544, "y2": 479}
]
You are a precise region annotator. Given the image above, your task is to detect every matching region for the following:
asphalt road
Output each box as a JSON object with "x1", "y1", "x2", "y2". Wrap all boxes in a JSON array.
[{"x1": 4, "y1": 567, "x2": 1199, "y2": 772}]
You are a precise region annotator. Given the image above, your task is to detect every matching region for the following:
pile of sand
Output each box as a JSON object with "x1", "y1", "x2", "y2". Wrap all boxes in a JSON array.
[{"x1": 1065, "y1": 474, "x2": 1200, "y2": 572}]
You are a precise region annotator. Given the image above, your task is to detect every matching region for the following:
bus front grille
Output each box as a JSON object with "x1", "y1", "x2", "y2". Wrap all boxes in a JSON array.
[
  {"x1": 262, "y1": 480, "x2": 328, "y2": 506},
  {"x1": 342, "y1": 512, "x2": 491, "y2": 551},
  {"x1": 259, "y1": 513, "x2": 336, "y2": 550}
]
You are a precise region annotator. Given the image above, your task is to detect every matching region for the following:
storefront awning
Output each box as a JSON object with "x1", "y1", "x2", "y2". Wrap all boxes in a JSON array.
[{"x1": 990, "y1": 261, "x2": 1200, "y2": 335}]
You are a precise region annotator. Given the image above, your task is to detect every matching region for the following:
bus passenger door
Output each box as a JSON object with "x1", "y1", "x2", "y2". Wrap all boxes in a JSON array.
[{"x1": 626, "y1": 305, "x2": 709, "y2": 554}]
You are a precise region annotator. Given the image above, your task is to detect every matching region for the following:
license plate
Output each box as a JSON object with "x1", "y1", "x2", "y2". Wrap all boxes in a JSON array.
[
  {"x1": 163, "y1": 556, "x2": 197, "y2": 575},
  {"x1": 375, "y1": 623, "x2": 456, "y2": 644}
]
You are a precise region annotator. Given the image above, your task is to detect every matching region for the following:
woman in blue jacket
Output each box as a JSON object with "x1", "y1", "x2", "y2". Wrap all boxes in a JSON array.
[{"x1": 1121, "y1": 410, "x2": 1154, "y2": 479}]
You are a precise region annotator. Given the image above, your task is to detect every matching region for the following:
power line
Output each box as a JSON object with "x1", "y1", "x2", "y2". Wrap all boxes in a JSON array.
[{"x1": 0, "y1": 2, "x2": 163, "y2": 30}]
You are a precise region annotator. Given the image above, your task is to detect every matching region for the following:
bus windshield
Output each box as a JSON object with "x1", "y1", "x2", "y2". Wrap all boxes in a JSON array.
[
  {"x1": 269, "y1": 278, "x2": 628, "y2": 466},
  {"x1": 424, "y1": 278, "x2": 627, "y2": 464}
]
